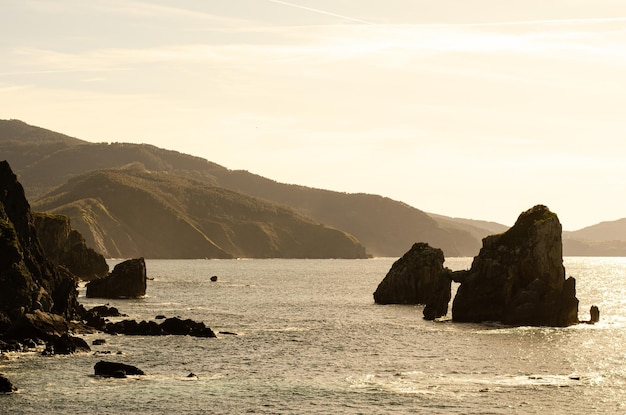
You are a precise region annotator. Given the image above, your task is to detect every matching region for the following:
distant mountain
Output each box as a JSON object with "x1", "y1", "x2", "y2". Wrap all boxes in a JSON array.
[
  {"x1": 34, "y1": 166, "x2": 367, "y2": 259},
  {"x1": 561, "y1": 218, "x2": 626, "y2": 256},
  {"x1": 565, "y1": 218, "x2": 626, "y2": 242}
]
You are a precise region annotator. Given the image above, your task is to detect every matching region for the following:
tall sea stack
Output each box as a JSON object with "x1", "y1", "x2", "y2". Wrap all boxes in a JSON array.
[{"x1": 452, "y1": 205, "x2": 579, "y2": 327}]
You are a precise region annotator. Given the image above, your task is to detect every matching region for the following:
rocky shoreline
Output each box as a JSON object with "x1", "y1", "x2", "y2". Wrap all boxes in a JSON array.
[{"x1": 0, "y1": 160, "x2": 221, "y2": 392}]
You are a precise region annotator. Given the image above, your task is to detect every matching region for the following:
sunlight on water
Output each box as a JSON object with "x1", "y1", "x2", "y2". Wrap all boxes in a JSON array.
[{"x1": 3, "y1": 257, "x2": 626, "y2": 414}]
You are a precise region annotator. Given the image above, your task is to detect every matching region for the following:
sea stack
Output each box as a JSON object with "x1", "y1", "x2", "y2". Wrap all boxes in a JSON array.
[
  {"x1": 373, "y1": 242, "x2": 452, "y2": 320},
  {"x1": 86, "y1": 257, "x2": 147, "y2": 298},
  {"x1": 452, "y1": 205, "x2": 579, "y2": 327}
]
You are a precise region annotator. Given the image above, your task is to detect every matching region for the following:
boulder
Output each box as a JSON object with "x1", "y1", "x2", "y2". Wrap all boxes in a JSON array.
[
  {"x1": 43, "y1": 333, "x2": 91, "y2": 355},
  {"x1": 452, "y1": 205, "x2": 579, "y2": 327},
  {"x1": 86, "y1": 258, "x2": 147, "y2": 298},
  {"x1": 0, "y1": 374, "x2": 17, "y2": 393},
  {"x1": 94, "y1": 360, "x2": 145, "y2": 378},
  {"x1": 4, "y1": 310, "x2": 71, "y2": 341},
  {"x1": 374, "y1": 243, "x2": 452, "y2": 319}
]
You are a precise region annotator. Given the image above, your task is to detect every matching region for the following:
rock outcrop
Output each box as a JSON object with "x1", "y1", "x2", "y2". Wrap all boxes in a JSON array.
[
  {"x1": 106, "y1": 316, "x2": 217, "y2": 338},
  {"x1": 373, "y1": 243, "x2": 452, "y2": 320},
  {"x1": 33, "y1": 212, "x2": 108, "y2": 280},
  {"x1": 86, "y1": 258, "x2": 147, "y2": 298},
  {"x1": 0, "y1": 160, "x2": 79, "y2": 324},
  {"x1": 452, "y1": 205, "x2": 579, "y2": 327}
]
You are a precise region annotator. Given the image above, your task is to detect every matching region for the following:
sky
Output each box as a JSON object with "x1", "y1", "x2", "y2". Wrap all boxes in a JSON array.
[{"x1": 2, "y1": 0, "x2": 626, "y2": 230}]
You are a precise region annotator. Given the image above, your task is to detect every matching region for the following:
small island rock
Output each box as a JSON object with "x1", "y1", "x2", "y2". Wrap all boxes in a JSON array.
[
  {"x1": 452, "y1": 205, "x2": 579, "y2": 327},
  {"x1": 86, "y1": 258, "x2": 147, "y2": 298},
  {"x1": 373, "y1": 242, "x2": 452, "y2": 320}
]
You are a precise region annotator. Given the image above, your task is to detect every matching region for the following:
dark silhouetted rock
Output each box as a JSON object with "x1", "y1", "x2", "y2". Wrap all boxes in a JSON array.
[
  {"x1": 5, "y1": 310, "x2": 71, "y2": 342},
  {"x1": 452, "y1": 205, "x2": 579, "y2": 327},
  {"x1": 0, "y1": 374, "x2": 17, "y2": 393},
  {"x1": 374, "y1": 243, "x2": 452, "y2": 319},
  {"x1": 0, "y1": 160, "x2": 79, "y2": 325},
  {"x1": 210, "y1": 275, "x2": 218, "y2": 282},
  {"x1": 33, "y1": 212, "x2": 109, "y2": 281},
  {"x1": 86, "y1": 258, "x2": 147, "y2": 298},
  {"x1": 43, "y1": 333, "x2": 90, "y2": 355},
  {"x1": 105, "y1": 317, "x2": 216, "y2": 338},
  {"x1": 87, "y1": 305, "x2": 124, "y2": 318},
  {"x1": 92, "y1": 338, "x2": 106, "y2": 345},
  {"x1": 587, "y1": 305, "x2": 600, "y2": 324},
  {"x1": 94, "y1": 360, "x2": 145, "y2": 378}
]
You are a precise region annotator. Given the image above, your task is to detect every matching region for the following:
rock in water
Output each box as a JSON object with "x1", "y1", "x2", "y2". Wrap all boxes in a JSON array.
[
  {"x1": 374, "y1": 243, "x2": 452, "y2": 319},
  {"x1": 86, "y1": 258, "x2": 147, "y2": 298},
  {"x1": 94, "y1": 360, "x2": 145, "y2": 378},
  {"x1": 452, "y1": 205, "x2": 579, "y2": 327},
  {"x1": 0, "y1": 374, "x2": 17, "y2": 393}
]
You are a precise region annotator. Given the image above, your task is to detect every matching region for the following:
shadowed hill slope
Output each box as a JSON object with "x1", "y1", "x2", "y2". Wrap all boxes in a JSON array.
[{"x1": 33, "y1": 167, "x2": 367, "y2": 259}]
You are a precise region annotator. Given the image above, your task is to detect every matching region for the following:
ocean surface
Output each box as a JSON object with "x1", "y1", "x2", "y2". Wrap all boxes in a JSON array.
[{"x1": 1, "y1": 257, "x2": 626, "y2": 414}]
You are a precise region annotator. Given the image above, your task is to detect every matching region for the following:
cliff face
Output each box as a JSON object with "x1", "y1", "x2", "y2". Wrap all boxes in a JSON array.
[
  {"x1": 0, "y1": 161, "x2": 78, "y2": 323},
  {"x1": 33, "y1": 212, "x2": 109, "y2": 280},
  {"x1": 452, "y1": 205, "x2": 579, "y2": 327}
]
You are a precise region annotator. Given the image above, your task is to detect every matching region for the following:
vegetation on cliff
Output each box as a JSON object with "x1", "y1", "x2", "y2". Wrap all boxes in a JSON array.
[{"x1": 34, "y1": 168, "x2": 367, "y2": 259}]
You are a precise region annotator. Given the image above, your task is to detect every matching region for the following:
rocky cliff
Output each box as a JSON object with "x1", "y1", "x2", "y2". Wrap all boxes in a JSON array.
[
  {"x1": 33, "y1": 212, "x2": 109, "y2": 280},
  {"x1": 0, "y1": 160, "x2": 79, "y2": 323},
  {"x1": 452, "y1": 205, "x2": 579, "y2": 327}
]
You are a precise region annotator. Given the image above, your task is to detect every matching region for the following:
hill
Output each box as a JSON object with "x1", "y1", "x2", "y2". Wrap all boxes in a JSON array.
[
  {"x1": 561, "y1": 218, "x2": 626, "y2": 256},
  {"x1": 33, "y1": 166, "x2": 367, "y2": 259},
  {"x1": 565, "y1": 218, "x2": 626, "y2": 242},
  {"x1": 2, "y1": 119, "x2": 496, "y2": 257}
]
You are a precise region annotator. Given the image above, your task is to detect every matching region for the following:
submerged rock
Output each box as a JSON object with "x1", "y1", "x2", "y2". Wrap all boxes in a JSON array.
[
  {"x1": 452, "y1": 205, "x2": 579, "y2": 327},
  {"x1": 86, "y1": 258, "x2": 147, "y2": 298},
  {"x1": 373, "y1": 243, "x2": 452, "y2": 320}
]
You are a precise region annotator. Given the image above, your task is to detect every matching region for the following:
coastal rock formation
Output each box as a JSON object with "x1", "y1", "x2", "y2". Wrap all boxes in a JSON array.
[
  {"x1": 106, "y1": 316, "x2": 216, "y2": 338},
  {"x1": 0, "y1": 160, "x2": 79, "y2": 324},
  {"x1": 452, "y1": 205, "x2": 579, "y2": 327},
  {"x1": 33, "y1": 212, "x2": 108, "y2": 281},
  {"x1": 94, "y1": 360, "x2": 145, "y2": 378},
  {"x1": 373, "y1": 243, "x2": 452, "y2": 320},
  {"x1": 86, "y1": 258, "x2": 147, "y2": 298}
]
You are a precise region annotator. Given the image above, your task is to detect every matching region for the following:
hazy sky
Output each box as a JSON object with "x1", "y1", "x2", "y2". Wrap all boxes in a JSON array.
[{"x1": 2, "y1": 1, "x2": 626, "y2": 230}]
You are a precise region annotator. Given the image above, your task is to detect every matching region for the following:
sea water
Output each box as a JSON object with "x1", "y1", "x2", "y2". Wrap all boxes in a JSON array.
[{"x1": 1, "y1": 257, "x2": 626, "y2": 414}]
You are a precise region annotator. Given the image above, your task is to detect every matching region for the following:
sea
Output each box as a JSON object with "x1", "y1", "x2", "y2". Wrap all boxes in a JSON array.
[{"x1": 1, "y1": 257, "x2": 626, "y2": 414}]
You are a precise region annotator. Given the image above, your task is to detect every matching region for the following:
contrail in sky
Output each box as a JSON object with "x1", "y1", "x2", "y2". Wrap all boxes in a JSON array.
[{"x1": 264, "y1": 0, "x2": 374, "y2": 25}]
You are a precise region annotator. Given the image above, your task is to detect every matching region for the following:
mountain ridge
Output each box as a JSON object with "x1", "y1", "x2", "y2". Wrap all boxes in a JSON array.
[{"x1": 2, "y1": 119, "x2": 623, "y2": 257}]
